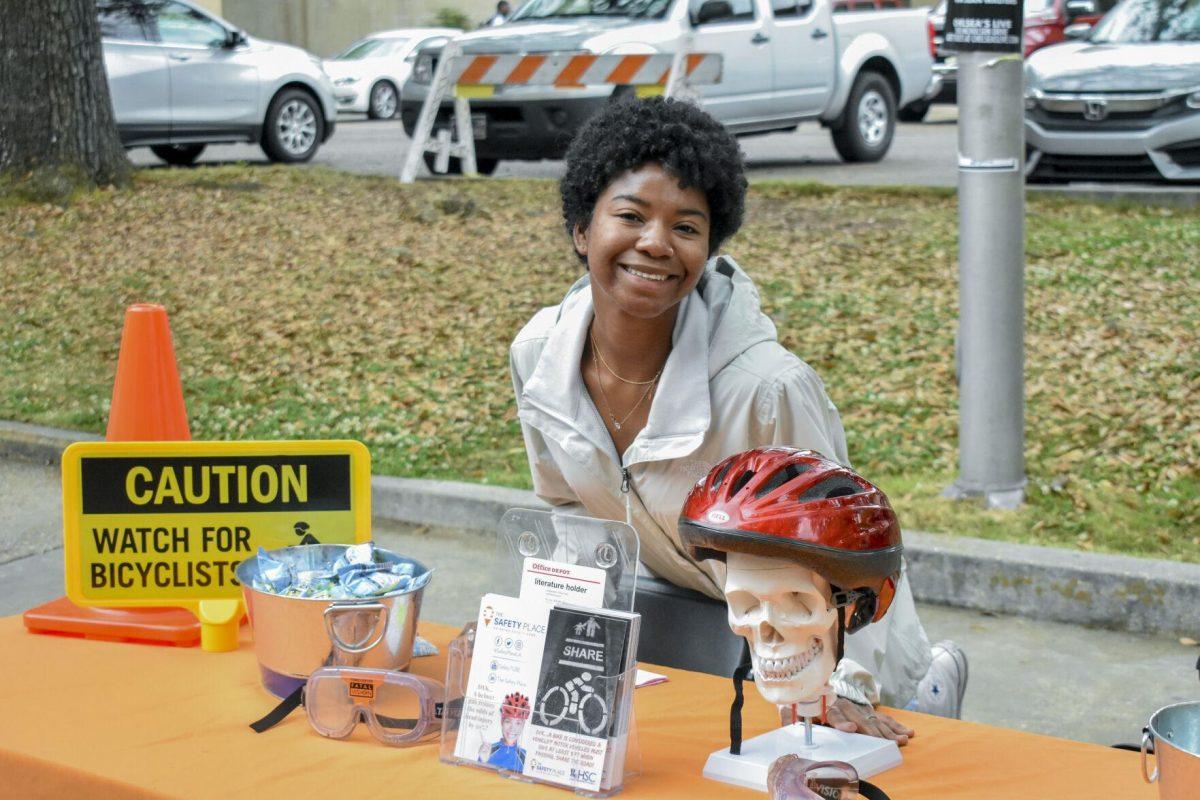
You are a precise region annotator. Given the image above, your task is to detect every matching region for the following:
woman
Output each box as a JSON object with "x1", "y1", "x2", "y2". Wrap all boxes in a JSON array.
[{"x1": 509, "y1": 98, "x2": 964, "y2": 744}]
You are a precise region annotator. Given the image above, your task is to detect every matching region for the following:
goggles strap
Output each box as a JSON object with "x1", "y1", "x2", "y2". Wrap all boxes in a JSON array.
[{"x1": 250, "y1": 686, "x2": 305, "y2": 733}]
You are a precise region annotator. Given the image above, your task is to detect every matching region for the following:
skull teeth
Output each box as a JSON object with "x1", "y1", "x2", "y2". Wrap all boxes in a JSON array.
[{"x1": 756, "y1": 638, "x2": 824, "y2": 681}]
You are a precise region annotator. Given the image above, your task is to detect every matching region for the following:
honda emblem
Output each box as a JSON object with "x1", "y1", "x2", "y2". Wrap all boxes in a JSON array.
[{"x1": 1083, "y1": 99, "x2": 1108, "y2": 121}]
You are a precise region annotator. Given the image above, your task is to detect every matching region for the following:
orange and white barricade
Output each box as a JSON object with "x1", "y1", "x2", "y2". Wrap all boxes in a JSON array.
[{"x1": 399, "y1": 41, "x2": 723, "y2": 183}]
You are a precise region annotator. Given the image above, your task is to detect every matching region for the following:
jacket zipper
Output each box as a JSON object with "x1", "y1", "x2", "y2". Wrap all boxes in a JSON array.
[{"x1": 620, "y1": 466, "x2": 633, "y2": 526}]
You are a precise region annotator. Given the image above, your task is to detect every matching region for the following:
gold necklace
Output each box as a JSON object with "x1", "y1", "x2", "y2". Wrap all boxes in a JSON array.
[
  {"x1": 591, "y1": 345, "x2": 658, "y2": 431},
  {"x1": 589, "y1": 331, "x2": 662, "y2": 386}
]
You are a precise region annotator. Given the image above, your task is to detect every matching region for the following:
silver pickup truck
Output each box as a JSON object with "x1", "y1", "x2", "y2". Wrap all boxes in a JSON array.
[{"x1": 400, "y1": 0, "x2": 936, "y2": 173}]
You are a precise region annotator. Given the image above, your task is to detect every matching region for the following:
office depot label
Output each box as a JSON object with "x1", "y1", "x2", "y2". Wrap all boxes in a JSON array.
[{"x1": 63, "y1": 440, "x2": 370, "y2": 605}]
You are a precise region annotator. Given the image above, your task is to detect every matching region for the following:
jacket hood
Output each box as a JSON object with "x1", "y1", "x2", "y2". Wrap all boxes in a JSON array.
[{"x1": 554, "y1": 255, "x2": 778, "y2": 379}]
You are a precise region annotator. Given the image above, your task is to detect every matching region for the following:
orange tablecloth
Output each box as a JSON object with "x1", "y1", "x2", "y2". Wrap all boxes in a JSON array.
[{"x1": 0, "y1": 616, "x2": 1153, "y2": 799}]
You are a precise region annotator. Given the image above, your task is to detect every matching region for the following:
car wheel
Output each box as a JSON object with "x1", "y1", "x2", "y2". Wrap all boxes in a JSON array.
[
  {"x1": 262, "y1": 88, "x2": 323, "y2": 163},
  {"x1": 423, "y1": 153, "x2": 499, "y2": 176},
  {"x1": 367, "y1": 80, "x2": 399, "y2": 120},
  {"x1": 150, "y1": 144, "x2": 206, "y2": 166},
  {"x1": 831, "y1": 71, "x2": 896, "y2": 163},
  {"x1": 898, "y1": 99, "x2": 931, "y2": 123}
]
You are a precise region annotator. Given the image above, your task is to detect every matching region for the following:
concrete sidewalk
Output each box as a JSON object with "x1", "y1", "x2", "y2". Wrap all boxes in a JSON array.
[
  {"x1": 2, "y1": 455, "x2": 1197, "y2": 747},
  {"x1": 5, "y1": 419, "x2": 1199, "y2": 639}
]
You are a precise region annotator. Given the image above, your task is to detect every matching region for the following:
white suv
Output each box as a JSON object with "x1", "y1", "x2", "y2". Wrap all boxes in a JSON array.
[{"x1": 99, "y1": 0, "x2": 337, "y2": 165}]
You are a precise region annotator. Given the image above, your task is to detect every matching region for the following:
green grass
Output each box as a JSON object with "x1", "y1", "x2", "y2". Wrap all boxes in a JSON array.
[{"x1": 1, "y1": 166, "x2": 1196, "y2": 562}]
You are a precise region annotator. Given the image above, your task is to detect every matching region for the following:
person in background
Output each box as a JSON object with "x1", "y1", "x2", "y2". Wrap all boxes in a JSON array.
[
  {"x1": 484, "y1": 0, "x2": 512, "y2": 26},
  {"x1": 509, "y1": 97, "x2": 969, "y2": 744}
]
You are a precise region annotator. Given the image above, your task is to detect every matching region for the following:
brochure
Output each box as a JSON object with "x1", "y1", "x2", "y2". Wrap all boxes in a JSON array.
[
  {"x1": 453, "y1": 593, "x2": 549, "y2": 772},
  {"x1": 524, "y1": 604, "x2": 640, "y2": 791}
]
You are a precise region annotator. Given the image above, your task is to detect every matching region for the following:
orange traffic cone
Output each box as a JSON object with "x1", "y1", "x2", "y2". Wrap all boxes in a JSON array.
[
  {"x1": 24, "y1": 304, "x2": 202, "y2": 646},
  {"x1": 106, "y1": 303, "x2": 191, "y2": 442}
]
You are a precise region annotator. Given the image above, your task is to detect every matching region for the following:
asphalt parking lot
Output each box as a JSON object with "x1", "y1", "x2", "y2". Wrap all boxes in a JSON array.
[
  {"x1": 128, "y1": 107, "x2": 1200, "y2": 202},
  {"x1": 131, "y1": 107, "x2": 965, "y2": 186}
]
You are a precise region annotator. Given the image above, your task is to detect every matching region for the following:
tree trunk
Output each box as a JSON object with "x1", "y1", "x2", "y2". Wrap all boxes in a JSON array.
[{"x1": 0, "y1": 0, "x2": 131, "y2": 188}]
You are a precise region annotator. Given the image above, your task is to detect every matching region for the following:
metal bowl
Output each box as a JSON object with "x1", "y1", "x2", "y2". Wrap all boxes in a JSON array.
[{"x1": 236, "y1": 544, "x2": 431, "y2": 698}]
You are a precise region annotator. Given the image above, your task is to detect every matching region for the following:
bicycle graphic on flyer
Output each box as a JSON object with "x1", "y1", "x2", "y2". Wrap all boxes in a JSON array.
[{"x1": 536, "y1": 671, "x2": 610, "y2": 736}]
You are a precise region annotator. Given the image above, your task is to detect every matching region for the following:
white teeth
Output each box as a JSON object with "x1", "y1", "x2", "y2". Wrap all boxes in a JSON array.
[
  {"x1": 755, "y1": 638, "x2": 824, "y2": 681},
  {"x1": 623, "y1": 265, "x2": 669, "y2": 282}
]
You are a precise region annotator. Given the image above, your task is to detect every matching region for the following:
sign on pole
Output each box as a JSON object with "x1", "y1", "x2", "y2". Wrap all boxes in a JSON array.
[
  {"x1": 62, "y1": 440, "x2": 371, "y2": 650},
  {"x1": 944, "y1": 0, "x2": 1024, "y2": 53}
]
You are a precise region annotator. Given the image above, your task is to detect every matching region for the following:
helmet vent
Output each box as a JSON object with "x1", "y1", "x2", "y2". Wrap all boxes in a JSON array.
[
  {"x1": 798, "y1": 475, "x2": 863, "y2": 502},
  {"x1": 711, "y1": 460, "x2": 734, "y2": 491},
  {"x1": 729, "y1": 470, "x2": 756, "y2": 496},
  {"x1": 754, "y1": 463, "x2": 812, "y2": 499}
]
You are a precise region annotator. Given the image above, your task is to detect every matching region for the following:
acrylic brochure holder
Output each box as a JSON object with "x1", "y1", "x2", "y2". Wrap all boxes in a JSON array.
[{"x1": 439, "y1": 508, "x2": 642, "y2": 797}]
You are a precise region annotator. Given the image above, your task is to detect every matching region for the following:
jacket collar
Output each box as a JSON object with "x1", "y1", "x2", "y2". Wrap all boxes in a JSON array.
[{"x1": 519, "y1": 279, "x2": 711, "y2": 468}]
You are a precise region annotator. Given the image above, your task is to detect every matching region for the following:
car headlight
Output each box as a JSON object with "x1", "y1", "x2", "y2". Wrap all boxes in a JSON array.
[
  {"x1": 334, "y1": 77, "x2": 359, "y2": 87},
  {"x1": 1188, "y1": 91, "x2": 1200, "y2": 110},
  {"x1": 414, "y1": 54, "x2": 435, "y2": 85}
]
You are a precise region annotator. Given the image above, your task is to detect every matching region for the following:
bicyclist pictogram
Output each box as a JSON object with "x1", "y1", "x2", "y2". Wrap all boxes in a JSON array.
[{"x1": 536, "y1": 671, "x2": 610, "y2": 735}]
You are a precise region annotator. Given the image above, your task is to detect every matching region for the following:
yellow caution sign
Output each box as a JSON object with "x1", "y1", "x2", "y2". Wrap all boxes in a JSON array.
[{"x1": 62, "y1": 440, "x2": 371, "y2": 651}]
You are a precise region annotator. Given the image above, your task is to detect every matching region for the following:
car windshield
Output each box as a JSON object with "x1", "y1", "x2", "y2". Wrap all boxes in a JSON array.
[
  {"x1": 335, "y1": 37, "x2": 408, "y2": 59},
  {"x1": 1089, "y1": 0, "x2": 1200, "y2": 41},
  {"x1": 509, "y1": 0, "x2": 673, "y2": 21}
]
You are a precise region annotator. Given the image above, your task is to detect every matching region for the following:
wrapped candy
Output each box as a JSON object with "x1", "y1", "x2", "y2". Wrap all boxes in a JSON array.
[
  {"x1": 252, "y1": 543, "x2": 428, "y2": 600},
  {"x1": 253, "y1": 547, "x2": 292, "y2": 593}
]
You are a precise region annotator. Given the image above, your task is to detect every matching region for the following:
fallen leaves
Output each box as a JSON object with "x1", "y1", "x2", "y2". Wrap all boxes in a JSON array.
[{"x1": 0, "y1": 168, "x2": 1196, "y2": 562}]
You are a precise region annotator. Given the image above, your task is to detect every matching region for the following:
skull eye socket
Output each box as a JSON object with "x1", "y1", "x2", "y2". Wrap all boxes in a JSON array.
[
  {"x1": 786, "y1": 591, "x2": 814, "y2": 616},
  {"x1": 725, "y1": 590, "x2": 760, "y2": 619}
]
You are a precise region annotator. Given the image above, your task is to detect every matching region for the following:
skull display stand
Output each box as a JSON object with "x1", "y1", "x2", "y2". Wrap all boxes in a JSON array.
[{"x1": 702, "y1": 553, "x2": 901, "y2": 792}]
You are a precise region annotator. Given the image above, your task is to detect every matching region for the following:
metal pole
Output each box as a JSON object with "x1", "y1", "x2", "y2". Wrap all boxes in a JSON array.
[{"x1": 945, "y1": 51, "x2": 1026, "y2": 510}]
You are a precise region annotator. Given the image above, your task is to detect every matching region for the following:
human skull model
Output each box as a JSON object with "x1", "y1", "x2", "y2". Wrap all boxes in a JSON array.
[{"x1": 723, "y1": 552, "x2": 839, "y2": 706}]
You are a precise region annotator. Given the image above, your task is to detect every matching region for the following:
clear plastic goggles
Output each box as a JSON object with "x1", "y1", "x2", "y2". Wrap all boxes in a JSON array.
[
  {"x1": 769, "y1": 756, "x2": 861, "y2": 800},
  {"x1": 305, "y1": 667, "x2": 444, "y2": 746}
]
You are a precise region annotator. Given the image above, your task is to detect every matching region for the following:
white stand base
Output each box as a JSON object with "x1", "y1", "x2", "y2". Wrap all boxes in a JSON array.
[{"x1": 702, "y1": 723, "x2": 902, "y2": 792}]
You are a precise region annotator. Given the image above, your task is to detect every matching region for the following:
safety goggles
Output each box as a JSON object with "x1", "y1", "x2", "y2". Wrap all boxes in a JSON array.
[
  {"x1": 251, "y1": 667, "x2": 444, "y2": 746},
  {"x1": 769, "y1": 756, "x2": 889, "y2": 800}
]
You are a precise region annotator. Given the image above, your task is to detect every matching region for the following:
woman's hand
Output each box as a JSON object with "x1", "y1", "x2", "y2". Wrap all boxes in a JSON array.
[{"x1": 825, "y1": 698, "x2": 914, "y2": 746}]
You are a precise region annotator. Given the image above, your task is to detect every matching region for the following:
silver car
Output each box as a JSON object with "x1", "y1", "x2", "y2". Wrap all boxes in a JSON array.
[
  {"x1": 1025, "y1": 0, "x2": 1200, "y2": 182},
  {"x1": 99, "y1": 0, "x2": 337, "y2": 165},
  {"x1": 323, "y1": 28, "x2": 461, "y2": 119}
]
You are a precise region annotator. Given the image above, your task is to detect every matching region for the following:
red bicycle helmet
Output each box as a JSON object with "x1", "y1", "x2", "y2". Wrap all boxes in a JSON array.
[
  {"x1": 501, "y1": 692, "x2": 531, "y2": 720},
  {"x1": 678, "y1": 447, "x2": 902, "y2": 633}
]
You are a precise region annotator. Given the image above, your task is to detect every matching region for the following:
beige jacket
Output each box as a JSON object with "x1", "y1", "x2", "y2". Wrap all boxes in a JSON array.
[{"x1": 510, "y1": 256, "x2": 931, "y2": 706}]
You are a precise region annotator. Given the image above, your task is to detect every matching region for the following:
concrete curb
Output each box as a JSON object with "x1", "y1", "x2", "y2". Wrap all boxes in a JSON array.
[
  {"x1": 1027, "y1": 184, "x2": 1200, "y2": 208},
  {"x1": 4, "y1": 420, "x2": 1198, "y2": 638}
]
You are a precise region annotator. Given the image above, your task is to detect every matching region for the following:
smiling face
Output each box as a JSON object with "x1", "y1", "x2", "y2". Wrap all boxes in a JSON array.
[
  {"x1": 500, "y1": 715, "x2": 525, "y2": 745},
  {"x1": 572, "y1": 162, "x2": 711, "y2": 322},
  {"x1": 723, "y1": 552, "x2": 840, "y2": 706}
]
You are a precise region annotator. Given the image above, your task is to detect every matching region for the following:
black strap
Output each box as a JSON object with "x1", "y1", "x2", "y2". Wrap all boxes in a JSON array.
[
  {"x1": 729, "y1": 639, "x2": 753, "y2": 755},
  {"x1": 250, "y1": 686, "x2": 304, "y2": 733},
  {"x1": 859, "y1": 779, "x2": 890, "y2": 800}
]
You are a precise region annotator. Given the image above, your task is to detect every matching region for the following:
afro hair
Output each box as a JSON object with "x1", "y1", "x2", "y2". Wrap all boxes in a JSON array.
[{"x1": 560, "y1": 96, "x2": 747, "y2": 262}]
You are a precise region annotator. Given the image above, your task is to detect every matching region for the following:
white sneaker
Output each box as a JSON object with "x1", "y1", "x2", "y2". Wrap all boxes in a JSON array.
[{"x1": 916, "y1": 640, "x2": 968, "y2": 719}]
